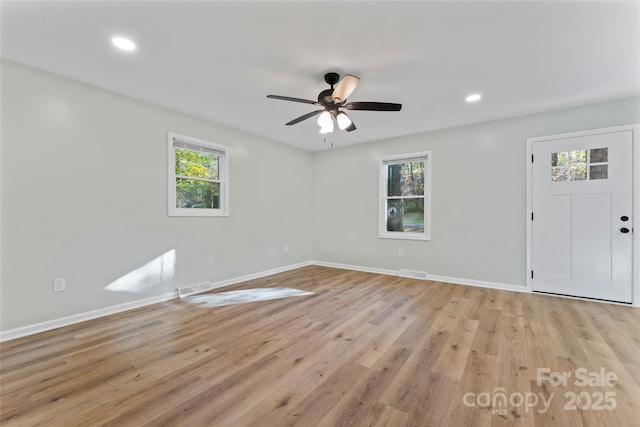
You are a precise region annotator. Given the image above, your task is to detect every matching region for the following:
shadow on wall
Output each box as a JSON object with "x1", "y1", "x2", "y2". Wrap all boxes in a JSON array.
[{"x1": 104, "y1": 249, "x2": 176, "y2": 293}]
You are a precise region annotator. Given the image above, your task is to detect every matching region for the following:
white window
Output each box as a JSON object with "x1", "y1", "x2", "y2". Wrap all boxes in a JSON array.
[
  {"x1": 379, "y1": 151, "x2": 431, "y2": 240},
  {"x1": 168, "y1": 132, "x2": 229, "y2": 216}
]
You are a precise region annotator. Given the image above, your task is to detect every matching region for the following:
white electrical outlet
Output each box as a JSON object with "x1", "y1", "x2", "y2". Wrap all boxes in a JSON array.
[
  {"x1": 284, "y1": 245, "x2": 289, "y2": 253},
  {"x1": 52, "y1": 278, "x2": 65, "y2": 293},
  {"x1": 398, "y1": 248, "x2": 404, "y2": 257},
  {"x1": 207, "y1": 256, "x2": 214, "y2": 266}
]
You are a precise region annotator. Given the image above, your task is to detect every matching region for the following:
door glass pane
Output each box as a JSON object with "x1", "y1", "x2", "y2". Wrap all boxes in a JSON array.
[
  {"x1": 569, "y1": 150, "x2": 586, "y2": 165},
  {"x1": 551, "y1": 167, "x2": 568, "y2": 182},
  {"x1": 551, "y1": 150, "x2": 591, "y2": 182},
  {"x1": 570, "y1": 165, "x2": 587, "y2": 181},
  {"x1": 589, "y1": 164, "x2": 608, "y2": 180},
  {"x1": 556, "y1": 152, "x2": 569, "y2": 166},
  {"x1": 589, "y1": 147, "x2": 608, "y2": 163}
]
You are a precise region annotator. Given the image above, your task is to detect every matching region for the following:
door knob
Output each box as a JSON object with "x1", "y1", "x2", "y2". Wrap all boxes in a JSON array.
[
  {"x1": 621, "y1": 216, "x2": 629, "y2": 221},
  {"x1": 620, "y1": 228, "x2": 630, "y2": 233}
]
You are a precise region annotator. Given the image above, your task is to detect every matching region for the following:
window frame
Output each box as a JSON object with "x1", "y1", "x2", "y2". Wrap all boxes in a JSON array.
[
  {"x1": 378, "y1": 151, "x2": 431, "y2": 241},
  {"x1": 168, "y1": 132, "x2": 229, "y2": 217}
]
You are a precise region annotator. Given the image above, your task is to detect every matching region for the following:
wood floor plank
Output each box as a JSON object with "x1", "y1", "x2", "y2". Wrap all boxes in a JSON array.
[
  {"x1": 449, "y1": 350, "x2": 497, "y2": 427},
  {"x1": 470, "y1": 307, "x2": 503, "y2": 356},
  {"x1": 287, "y1": 361, "x2": 371, "y2": 427},
  {"x1": 431, "y1": 318, "x2": 480, "y2": 380},
  {"x1": 357, "y1": 403, "x2": 410, "y2": 427},
  {"x1": 577, "y1": 338, "x2": 640, "y2": 427},
  {"x1": 378, "y1": 327, "x2": 450, "y2": 412},
  {"x1": 493, "y1": 313, "x2": 532, "y2": 426},
  {"x1": 356, "y1": 313, "x2": 418, "y2": 369},
  {"x1": 1, "y1": 265, "x2": 638, "y2": 426},
  {"x1": 315, "y1": 344, "x2": 413, "y2": 426}
]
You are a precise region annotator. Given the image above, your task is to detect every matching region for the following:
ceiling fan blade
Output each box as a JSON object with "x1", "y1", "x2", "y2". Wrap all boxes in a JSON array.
[
  {"x1": 285, "y1": 109, "x2": 324, "y2": 126},
  {"x1": 267, "y1": 95, "x2": 320, "y2": 105},
  {"x1": 344, "y1": 102, "x2": 402, "y2": 111},
  {"x1": 331, "y1": 74, "x2": 360, "y2": 103}
]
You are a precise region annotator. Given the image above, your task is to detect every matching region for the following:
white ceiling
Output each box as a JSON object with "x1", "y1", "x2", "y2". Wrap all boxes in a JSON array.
[{"x1": 2, "y1": 1, "x2": 639, "y2": 151}]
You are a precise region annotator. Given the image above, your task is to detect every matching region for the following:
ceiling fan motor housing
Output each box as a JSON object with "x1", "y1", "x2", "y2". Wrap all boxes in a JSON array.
[
  {"x1": 319, "y1": 73, "x2": 341, "y2": 105},
  {"x1": 318, "y1": 89, "x2": 336, "y2": 106},
  {"x1": 324, "y1": 72, "x2": 340, "y2": 86}
]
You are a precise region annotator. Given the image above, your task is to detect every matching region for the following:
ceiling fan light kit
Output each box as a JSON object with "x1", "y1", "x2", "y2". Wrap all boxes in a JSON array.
[
  {"x1": 267, "y1": 72, "x2": 402, "y2": 134},
  {"x1": 336, "y1": 111, "x2": 353, "y2": 130},
  {"x1": 317, "y1": 111, "x2": 334, "y2": 133}
]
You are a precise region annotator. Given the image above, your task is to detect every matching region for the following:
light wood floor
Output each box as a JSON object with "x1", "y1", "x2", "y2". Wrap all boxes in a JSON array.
[{"x1": 1, "y1": 266, "x2": 638, "y2": 426}]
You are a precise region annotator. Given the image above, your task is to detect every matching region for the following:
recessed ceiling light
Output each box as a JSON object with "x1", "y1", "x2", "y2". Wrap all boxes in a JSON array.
[
  {"x1": 111, "y1": 36, "x2": 136, "y2": 51},
  {"x1": 465, "y1": 93, "x2": 482, "y2": 103}
]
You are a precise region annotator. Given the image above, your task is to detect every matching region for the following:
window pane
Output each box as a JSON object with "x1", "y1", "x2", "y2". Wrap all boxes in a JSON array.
[
  {"x1": 386, "y1": 198, "x2": 424, "y2": 233},
  {"x1": 387, "y1": 161, "x2": 424, "y2": 197},
  {"x1": 175, "y1": 149, "x2": 219, "y2": 180},
  {"x1": 387, "y1": 165, "x2": 402, "y2": 197},
  {"x1": 402, "y1": 198, "x2": 425, "y2": 233},
  {"x1": 589, "y1": 147, "x2": 608, "y2": 163},
  {"x1": 386, "y1": 199, "x2": 403, "y2": 231},
  {"x1": 176, "y1": 178, "x2": 220, "y2": 209}
]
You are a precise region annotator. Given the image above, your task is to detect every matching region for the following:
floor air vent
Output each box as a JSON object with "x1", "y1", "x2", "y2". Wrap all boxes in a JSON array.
[
  {"x1": 398, "y1": 269, "x2": 428, "y2": 280},
  {"x1": 178, "y1": 282, "x2": 214, "y2": 298}
]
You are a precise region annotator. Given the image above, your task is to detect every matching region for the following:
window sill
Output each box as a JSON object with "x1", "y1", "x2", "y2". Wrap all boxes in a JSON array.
[
  {"x1": 169, "y1": 209, "x2": 229, "y2": 217},
  {"x1": 378, "y1": 232, "x2": 430, "y2": 241}
]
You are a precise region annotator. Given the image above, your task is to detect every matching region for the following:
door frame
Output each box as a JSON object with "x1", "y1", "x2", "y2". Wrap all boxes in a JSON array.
[{"x1": 526, "y1": 124, "x2": 640, "y2": 306}]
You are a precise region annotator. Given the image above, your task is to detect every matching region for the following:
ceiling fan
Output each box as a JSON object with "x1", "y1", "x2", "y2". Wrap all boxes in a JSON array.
[{"x1": 267, "y1": 72, "x2": 402, "y2": 134}]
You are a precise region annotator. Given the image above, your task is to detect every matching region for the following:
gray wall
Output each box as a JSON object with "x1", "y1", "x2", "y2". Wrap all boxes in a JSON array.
[
  {"x1": 312, "y1": 96, "x2": 640, "y2": 286},
  {"x1": 2, "y1": 59, "x2": 638, "y2": 332},
  {"x1": 1, "y1": 60, "x2": 313, "y2": 330}
]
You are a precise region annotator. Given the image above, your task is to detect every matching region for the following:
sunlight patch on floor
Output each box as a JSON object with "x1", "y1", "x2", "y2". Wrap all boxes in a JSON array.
[{"x1": 181, "y1": 287, "x2": 314, "y2": 308}]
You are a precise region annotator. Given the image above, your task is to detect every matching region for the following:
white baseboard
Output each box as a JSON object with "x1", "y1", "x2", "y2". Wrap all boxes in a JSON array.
[
  {"x1": 311, "y1": 260, "x2": 525, "y2": 293},
  {"x1": 0, "y1": 261, "x2": 314, "y2": 342},
  {"x1": 0, "y1": 291, "x2": 178, "y2": 342},
  {"x1": 311, "y1": 260, "x2": 397, "y2": 277},
  {"x1": 209, "y1": 261, "x2": 313, "y2": 289},
  {"x1": 423, "y1": 273, "x2": 526, "y2": 293}
]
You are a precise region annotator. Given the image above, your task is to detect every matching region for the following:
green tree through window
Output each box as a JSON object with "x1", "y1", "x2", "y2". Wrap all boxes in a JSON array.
[
  {"x1": 168, "y1": 133, "x2": 228, "y2": 216},
  {"x1": 175, "y1": 149, "x2": 220, "y2": 209}
]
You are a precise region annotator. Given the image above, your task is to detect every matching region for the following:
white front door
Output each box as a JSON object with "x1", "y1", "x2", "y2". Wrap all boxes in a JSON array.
[{"x1": 530, "y1": 127, "x2": 634, "y2": 303}]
